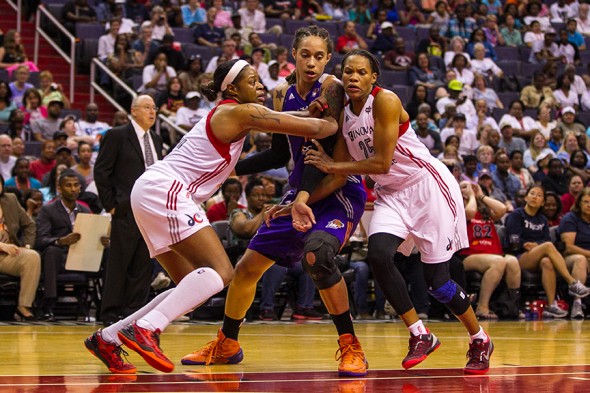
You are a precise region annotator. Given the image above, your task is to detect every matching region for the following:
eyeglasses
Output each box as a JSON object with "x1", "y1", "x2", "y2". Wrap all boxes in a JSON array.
[{"x1": 135, "y1": 105, "x2": 158, "y2": 112}]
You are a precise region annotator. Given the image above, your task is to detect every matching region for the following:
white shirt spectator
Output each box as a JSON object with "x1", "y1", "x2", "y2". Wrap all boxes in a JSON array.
[
  {"x1": 262, "y1": 75, "x2": 286, "y2": 92},
  {"x1": 534, "y1": 119, "x2": 558, "y2": 139},
  {"x1": 470, "y1": 58, "x2": 503, "y2": 77},
  {"x1": 436, "y1": 96, "x2": 477, "y2": 118},
  {"x1": 529, "y1": 40, "x2": 559, "y2": 63},
  {"x1": 553, "y1": 88, "x2": 579, "y2": 108},
  {"x1": 105, "y1": 18, "x2": 136, "y2": 35},
  {"x1": 576, "y1": 15, "x2": 590, "y2": 35},
  {"x1": 204, "y1": 54, "x2": 240, "y2": 73},
  {"x1": 152, "y1": 24, "x2": 168, "y2": 41},
  {"x1": 254, "y1": 62, "x2": 269, "y2": 83},
  {"x1": 0, "y1": 156, "x2": 16, "y2": 180},
  {"x1": 523, "y1": 16, "x2": 551, "y2": 32},
  {"x1": 523, "y1": 147, "x2": 555, "y2": 169},
  {"x1": 76, "y1": 119, "x2": 110, "y2": 137},
  {"x1": 581, "y1": 91, "x2": 590, "y2": 112},
  {"x1": 140, "y1": 64, "x2": 177, "y2": 92},
  {"x1": 238, "y1": 7, "x2": 266, "y2": 34},
  {"x1": 175, "y1": 106, "x2": 208, "y2": 129},
  {"x1": 451, "y1": 68, "x2": 475, "y2": 87},
  {"x1": 467, "y1": 115, "x2": 500, "y2": 132},
  {"x1": 557, "y1": 42, "x2": 577, "y2": 64},
  {"x1": 550, "y1": 2, "x2": 575, "y2": 23},
  {"x1": 97, "y1": 33, "x2": 116, "y2": 61},
  {"x1": 439, "y1": 127, "x2": 480, "y2": 156},
  {"x1": 571, "y1": 74, "x2": 586, "y2": 96},
  {"x1": 499, "y1": 114, "x2": 537, "y2": 134},
  {"x1": 523, "y1": 31, "x2": 544, "y2": 46}
]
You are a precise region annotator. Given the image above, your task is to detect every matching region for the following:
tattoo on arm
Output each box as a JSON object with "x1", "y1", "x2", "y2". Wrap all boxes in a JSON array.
[
  {"x1": 247, "y1": 104, "x2": 281, "y2": 125},
  {"x1": 322, "y1": 82, "x2": 345, "y2": 120},
  {"x1": 274, "y1": 89, "x2": 284, "y2": 100}
]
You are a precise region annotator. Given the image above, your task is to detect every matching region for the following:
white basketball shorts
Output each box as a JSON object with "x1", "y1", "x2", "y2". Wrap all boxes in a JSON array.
[
  {"x1": 131, "y1": 171, "x2": 210, "y2": 258},
  {"x1": 369, "y1": 166, "x2": 469, "y2": 264}
]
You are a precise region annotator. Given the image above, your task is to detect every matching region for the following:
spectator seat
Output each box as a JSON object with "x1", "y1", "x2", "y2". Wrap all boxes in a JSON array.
[
  {"x1": 172, "y1": 27, "x2": 194, "y2": 44},
  {"x1": 75, "y1": 23, "x2": 104, "y2": 40}
]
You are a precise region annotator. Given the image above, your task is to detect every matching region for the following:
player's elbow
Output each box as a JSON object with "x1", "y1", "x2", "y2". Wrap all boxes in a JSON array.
[{"x1": 376, "y1": 162, "x2": 391, "y2": 174}]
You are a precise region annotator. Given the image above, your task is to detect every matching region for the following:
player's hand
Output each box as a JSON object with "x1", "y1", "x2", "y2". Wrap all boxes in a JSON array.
[
  {"x1": 292, "y1": 201, "x2": 315, "y2": 232},
  {"x1": 309, "y1": 96, "x2": 329, "y2": 118},
  {"x1": 304, "y1": 139, "x2": 334, "y2": 173},
  {"x1": 264, "y1": 203, "x2": 292, "y2": 226}
]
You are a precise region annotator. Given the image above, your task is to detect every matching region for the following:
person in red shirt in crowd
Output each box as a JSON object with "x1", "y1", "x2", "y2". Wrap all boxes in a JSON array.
[
  {"x1": 561, "y1": 175, "x2": 584, "y2": 214},
  {"x1": 206, "y1": 177, "x2": 245, "y2": 223},
  {"x1": 460, "y1": 181, "x2": 521, "y2": 320},
  {"x1": 336, "y1": 21, "x2": 368, "y2": 54},
  {"x1": 28, "y1": 140, "x2": 56, "y2": 182}
]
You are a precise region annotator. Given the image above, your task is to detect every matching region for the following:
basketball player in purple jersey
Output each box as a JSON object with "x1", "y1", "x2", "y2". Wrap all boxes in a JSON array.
[{"x1": 182, "y1": 26, "x2": 369, "y2": 377}]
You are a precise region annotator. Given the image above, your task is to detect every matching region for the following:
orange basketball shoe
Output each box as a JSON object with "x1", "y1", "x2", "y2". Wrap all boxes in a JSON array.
[
  {"x1": 117, "y1": 322, "x2": 174, "y2": 373},
  {"x1": 335, "y1": 334, "x2": 368, "y2": 377},
  {"x1": 84, "y1": 330, "x2": 137, "y2": 374},
  {"x1": 181, "y1": 329, "x2": 244, "y2": 366}
]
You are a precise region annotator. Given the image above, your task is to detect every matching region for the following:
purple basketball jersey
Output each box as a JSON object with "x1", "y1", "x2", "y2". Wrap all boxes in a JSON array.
[{"x1": 247, "y1": 77, "x2": 367, "y2": 267}]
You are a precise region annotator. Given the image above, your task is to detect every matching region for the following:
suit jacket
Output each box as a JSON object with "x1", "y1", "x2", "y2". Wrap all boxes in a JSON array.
[
  {"x1": 35, "y1": 199, "x2": 92, "y2": 251},
  {"x1": 0, "y1": 193, "x2": 35, "y2": 247},
  {"x1": 93, "y1": 123, "x2": 163, "y2": 218}
]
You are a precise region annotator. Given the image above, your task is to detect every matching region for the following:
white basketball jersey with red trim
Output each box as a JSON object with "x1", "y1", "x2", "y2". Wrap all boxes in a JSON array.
[
  {"x1": 342, "y1": 87, "x2": 437, "y2": 190},
  {"x1": 146, "y1": 99, "x2": 246, "y2": 203}
]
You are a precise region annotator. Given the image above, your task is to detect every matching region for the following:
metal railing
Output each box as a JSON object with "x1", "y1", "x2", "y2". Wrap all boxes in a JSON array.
[
  {"x1": 89, "y1": 57, "x2": 186, "y2": 140},
  {"x1": 34, "y1": 5, "x2": 75, "y2": 103},
  {"x1": 90, "y1": 58, "x2": 137, "y2": 113},
  {"x1": 156, "y1": 113, "x2": 187, "y2": 140},
  {"x1": 5, "y1": 0, "x2": 22, "y2": 32}
]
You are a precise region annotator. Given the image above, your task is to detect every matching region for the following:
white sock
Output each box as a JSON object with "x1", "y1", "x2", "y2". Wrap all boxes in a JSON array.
[
  {"x1": 469, "y1": 326, "x2": 488, "y2": 343},
  {"x1": 137, "y1": 267, "x2": 224, "y2": 333},
  {"x1": 408, "y1": 320, "x2": 427, "y2": 336},
  {"x1": 101, "y1": 288, "x2": 175, "y2": 346},
  {"x1": 574, "y1": 297, "x2": 582, "y2": 304}
]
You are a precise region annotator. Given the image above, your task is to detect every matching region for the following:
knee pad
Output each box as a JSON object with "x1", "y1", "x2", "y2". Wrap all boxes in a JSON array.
[
  {"x1": 302, "y1": 232, "x2": 342, "y2": 290},
  {"x1": 423, "y1": 262, "x2": 470, "y2": 315},
  {"x1": 428, "y1": 280, "x2": 470, "y2": 316}
]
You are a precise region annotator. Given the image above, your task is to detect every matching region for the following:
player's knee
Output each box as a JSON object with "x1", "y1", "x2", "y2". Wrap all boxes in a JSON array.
[
  {"x1": 428, "y1": 279, "x2": 470, "y2": 315},
  {"x1": 234, "y1": 258, "x2": 265, "y2": 285},
  {"x1": 302, "y1": 232, "x2": 342, "y2": 290}
]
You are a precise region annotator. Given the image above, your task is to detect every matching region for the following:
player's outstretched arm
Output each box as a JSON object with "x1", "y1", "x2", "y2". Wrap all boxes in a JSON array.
[{"x1": 232, "y1": 103, "x2": 338, "y2": 139}]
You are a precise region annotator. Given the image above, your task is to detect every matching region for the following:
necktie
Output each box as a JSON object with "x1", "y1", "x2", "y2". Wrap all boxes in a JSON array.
[{"x1": 143, "y1": 132, "x2": 154, "y2": 167}]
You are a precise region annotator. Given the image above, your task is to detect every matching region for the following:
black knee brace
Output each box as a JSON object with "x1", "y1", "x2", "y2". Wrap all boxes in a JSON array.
[
  {"x1": 302, "y1": 231, "x2": 342, "y2": 290},
  {"x1": 423, "y1": 261, "x2": 470, "y2": 316}
]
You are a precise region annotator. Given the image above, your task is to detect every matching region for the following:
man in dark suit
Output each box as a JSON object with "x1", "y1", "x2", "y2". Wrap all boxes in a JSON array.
[
  {"x1": 36, "y1": 169, "x2": 105, "y2": 321},
  {"x1": 94, "y1": 95, "x2": 163, "y2": 325}
]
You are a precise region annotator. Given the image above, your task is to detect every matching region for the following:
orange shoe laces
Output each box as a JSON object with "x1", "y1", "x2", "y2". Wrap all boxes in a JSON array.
[
  {"x1": 335, "y1": 342, "x2": 365, "y2": 365},
  {"x1": 200, "y1": 338, "x2": 222, "y2": 366}
]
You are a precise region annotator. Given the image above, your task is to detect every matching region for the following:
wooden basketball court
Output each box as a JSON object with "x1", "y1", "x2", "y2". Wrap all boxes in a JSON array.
[{"x1": 1, "y1": 319, "x2": 589, "y2": 392}]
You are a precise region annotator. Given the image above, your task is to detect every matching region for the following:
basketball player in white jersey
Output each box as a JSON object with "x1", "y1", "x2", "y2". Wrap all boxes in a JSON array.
[
  {"x1": 84, "y1": 59, "x2": 338, "y2": 374},
  {"x1": 293, "y1": 49, "x2": 494, "y2": 375}
]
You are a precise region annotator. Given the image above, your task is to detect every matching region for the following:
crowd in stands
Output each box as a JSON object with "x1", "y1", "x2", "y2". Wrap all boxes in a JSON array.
[{"x1": 1, "y1": 0, "x2": 590, "y2": 322}]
